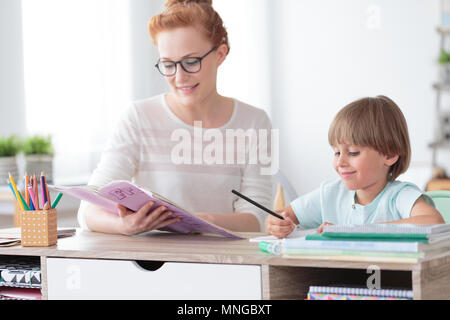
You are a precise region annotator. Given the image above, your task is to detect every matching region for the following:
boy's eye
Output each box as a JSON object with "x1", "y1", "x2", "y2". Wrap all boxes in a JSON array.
[
  {"x1": 334, "y1": 152, "x2": 340, "y2": 157},
  {"x1": 348, "y1": 152, "x2": 360, "y2": 156}
]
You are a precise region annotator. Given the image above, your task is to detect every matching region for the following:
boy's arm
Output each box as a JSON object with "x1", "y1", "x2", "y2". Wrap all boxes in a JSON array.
[{"x1": 384, "y1": 196, "x2": 445, "y2": 225}]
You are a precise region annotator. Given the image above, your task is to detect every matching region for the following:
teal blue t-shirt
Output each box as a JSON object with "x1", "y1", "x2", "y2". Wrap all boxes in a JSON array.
[{"x1": 290, "y1": 180, "x2": 433, "y2": 229}]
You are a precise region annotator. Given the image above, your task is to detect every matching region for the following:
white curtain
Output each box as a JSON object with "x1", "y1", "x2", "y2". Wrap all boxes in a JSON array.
[{"x1": 22, "y1": 0, "x2": 133, "y2": 183}]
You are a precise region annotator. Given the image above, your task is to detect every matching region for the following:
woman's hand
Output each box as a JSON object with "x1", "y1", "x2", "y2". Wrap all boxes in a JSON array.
[
  {"x1": 264, "y1": 205, "x2": 299, "y2": 239},
  {"x1": 117, "y1": 201, "x2": 181, "y2": 236}
]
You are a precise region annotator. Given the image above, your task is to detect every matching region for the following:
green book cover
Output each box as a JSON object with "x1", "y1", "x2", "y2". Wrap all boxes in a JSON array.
[{"x1": 306, "y1": 233, "x2": 429, "y2": 243}]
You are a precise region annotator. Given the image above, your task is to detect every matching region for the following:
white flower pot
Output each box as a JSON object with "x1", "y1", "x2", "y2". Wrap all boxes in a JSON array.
[
  {"x1": 25, "y1": 155, "x2": 54, "y2": 183},
  {"x1": 0, "y1": 156, "x2": 19, "y2": 185}
]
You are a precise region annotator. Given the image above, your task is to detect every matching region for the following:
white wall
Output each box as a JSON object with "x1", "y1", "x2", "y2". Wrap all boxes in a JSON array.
[
  {"x1": 0, "y1": 0, "x2": 26, "y2": 136},
  {"x1": 269, "y1": 0, "x2": 442, "y2": 195},
  {"x1": 128, "y1": 0, "x2": 168, "y2": 100}
]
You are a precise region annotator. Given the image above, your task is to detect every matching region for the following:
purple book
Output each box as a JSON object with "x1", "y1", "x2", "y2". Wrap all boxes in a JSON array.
[{"x1": 48, "y1": 181, "x2": 243, "y2": 239}]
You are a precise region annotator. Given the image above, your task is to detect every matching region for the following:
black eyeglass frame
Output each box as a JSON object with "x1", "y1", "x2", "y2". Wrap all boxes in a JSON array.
[{"x1": 155, "y1": 46, "x2": 218, "y2": 77}]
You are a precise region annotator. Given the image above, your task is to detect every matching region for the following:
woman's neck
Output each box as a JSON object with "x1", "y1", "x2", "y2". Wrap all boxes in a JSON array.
[{"x1": 166, "y1": 91, "x2": 234, "y2": 128}]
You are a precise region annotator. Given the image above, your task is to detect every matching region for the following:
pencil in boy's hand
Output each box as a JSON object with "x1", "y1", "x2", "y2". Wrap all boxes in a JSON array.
[{"x1": 231, "y1": 189, "x2": 285, "y2": 220}]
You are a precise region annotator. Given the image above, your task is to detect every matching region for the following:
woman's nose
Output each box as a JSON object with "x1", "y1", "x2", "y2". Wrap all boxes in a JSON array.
[{"x1": 175, "y1": 65, "x2": 189, "y2": 81}]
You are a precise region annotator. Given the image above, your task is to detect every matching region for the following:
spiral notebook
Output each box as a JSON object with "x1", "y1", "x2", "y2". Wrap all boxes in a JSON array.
[{"x1": 307, "y1": 286, "x2": 413, "y2": 300}]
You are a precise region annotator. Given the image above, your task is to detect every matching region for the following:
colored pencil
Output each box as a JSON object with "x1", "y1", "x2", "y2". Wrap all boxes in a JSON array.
[
  {"x1": 51, "y1": 193, "x2": 63, "y2": 209},
  {"x1": 40, "y1": 172, "x2": 47, "y2": 209},
  {"x1": 27, "y1": 184, "x2": 38, "y2": 210},
  {"x1": 7, "y1": 180, "x2": 19, "y2": 205},
  {"x1": 25, "y1": 173, "x2": 29, "y2": 208},
  {"x1": 8, "y1": 173, "x2": 25, "y2": 211},
  {"x1": 33, "y1": 174, "x2": 40, "y2": 210},
  {"x1": 17, "y1": 190, "x2": 30, "y2": 211},
  {"x1": 28, "y1": 193, "x2": 35, "y2": 210},
  {"x1": 43, "y1": 173, "x2": 51, "y2": 208}
]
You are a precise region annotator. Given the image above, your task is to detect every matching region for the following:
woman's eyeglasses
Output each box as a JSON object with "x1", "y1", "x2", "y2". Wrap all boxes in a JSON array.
[{"x1": 155, "y1": 47, "x2": 217, "y2": 77}]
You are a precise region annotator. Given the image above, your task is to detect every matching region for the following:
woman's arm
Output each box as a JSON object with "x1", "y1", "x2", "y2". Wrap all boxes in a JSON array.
[
  {"x1": 195, "y1": 212, "x2": 261, "y2": 232},
  {"x1": 384, "y1": 196, "x2": 445, "y2": 225},
  {"x1": 84, "y1": 202, "x2": 181, "y2": 235}
]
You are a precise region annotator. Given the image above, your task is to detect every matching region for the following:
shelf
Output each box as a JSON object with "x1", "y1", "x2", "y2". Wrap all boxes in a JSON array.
[
  {"x1": 437, "y1": 26, "x2": 450, "y2": 35},
  {"x1": 429, "y1": 141, "x2": 450, "y2": 149},
  {"x1": 433, "y1": 82, "x2": 450, "y2": 91}
]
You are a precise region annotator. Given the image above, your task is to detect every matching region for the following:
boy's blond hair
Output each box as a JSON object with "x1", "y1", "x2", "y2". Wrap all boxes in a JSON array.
[{"x1": 328, "y1": 95, "x2": 411, "y2": 181}]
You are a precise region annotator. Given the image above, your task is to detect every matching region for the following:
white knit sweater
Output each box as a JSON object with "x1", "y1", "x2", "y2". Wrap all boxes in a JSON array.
[{"x1": 77, "y1": 94, "x2": 273, "y2": 231}]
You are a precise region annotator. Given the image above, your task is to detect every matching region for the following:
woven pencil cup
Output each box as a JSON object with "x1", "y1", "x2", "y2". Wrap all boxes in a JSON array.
[{"x1": 20, "y1": 209, "x2": 57, "y2": 247}]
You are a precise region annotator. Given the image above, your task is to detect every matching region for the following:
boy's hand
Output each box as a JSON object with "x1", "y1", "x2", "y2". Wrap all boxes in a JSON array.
[
  {"x1": 317, "y1": 222, "x2": 334, "y2": 234},
  {"x1": 264, "y1": 205, "x2": 299, "y2": 239}
]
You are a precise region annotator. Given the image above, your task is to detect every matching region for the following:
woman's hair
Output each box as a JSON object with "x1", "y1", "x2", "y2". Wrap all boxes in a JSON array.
[
  {"x1": 328, "y1": 95, "x2": 411, "y2": 181},
  {"x1": 149, "y1": 0, "x2": 229, "y2": 54}
]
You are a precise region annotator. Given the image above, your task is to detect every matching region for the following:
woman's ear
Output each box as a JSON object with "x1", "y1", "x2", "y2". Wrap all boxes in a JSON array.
[
  {"x1": 216, "y1": 43, "x2": 229, "y2": 67},
  {"x1": 384, "y1": 154, "x2": 399, "y2": 167}
]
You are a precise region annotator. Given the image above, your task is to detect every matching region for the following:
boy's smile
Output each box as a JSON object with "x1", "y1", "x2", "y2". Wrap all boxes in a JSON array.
[{"x1": 332, "y1": 143, "x2": 398, "y2": 205}]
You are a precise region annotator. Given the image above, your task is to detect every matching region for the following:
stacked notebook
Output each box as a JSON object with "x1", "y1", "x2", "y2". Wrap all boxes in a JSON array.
[
  {"x1": 282, "y1": 224, "x2": 450, "y2": 263},
  {"x1": 0, "y1": 256, "x2": 42, "y2": 300}
]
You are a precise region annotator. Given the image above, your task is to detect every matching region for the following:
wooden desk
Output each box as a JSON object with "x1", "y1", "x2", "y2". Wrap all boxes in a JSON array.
[{"x1": 0, "y1": 229, "x2": 449, "y2": 300}]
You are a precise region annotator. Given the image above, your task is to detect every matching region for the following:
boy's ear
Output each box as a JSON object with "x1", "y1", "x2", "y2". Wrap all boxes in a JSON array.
[{"x1": 384, "y1": 154, "x2": 399, "y2": 167}]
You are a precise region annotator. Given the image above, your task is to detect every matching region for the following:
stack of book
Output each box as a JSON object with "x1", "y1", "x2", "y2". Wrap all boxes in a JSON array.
[
  {"x1": 306, "y1": 286, "x2": 413, "y2": 300},
  {"x1": 0, "y1": 256, "x2": 42, "y2": 300},
  {"x1": 281, "y1": 224, "x2": 450, "y2": 263}
]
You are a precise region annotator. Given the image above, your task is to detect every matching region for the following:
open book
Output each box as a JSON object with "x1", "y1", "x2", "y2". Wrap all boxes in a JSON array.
[{"x1": 48, "y1": 181, "x2": 243, "y2": 239}]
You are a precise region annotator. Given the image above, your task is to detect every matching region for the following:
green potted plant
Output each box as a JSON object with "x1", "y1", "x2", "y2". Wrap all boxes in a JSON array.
[
  {"x1": 0, "y1": 135, "x2": 21, "y2": 184},
  {"x1": 23, "y1": 135, "x2": 54, "y2": 183},
  {"x1": 438, "y1": 49, "x2": 450, "y2": 84}
]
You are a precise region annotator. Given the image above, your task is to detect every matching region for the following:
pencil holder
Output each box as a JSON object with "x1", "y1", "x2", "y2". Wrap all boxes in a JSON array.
[{"x1": 20, "y1": 209, "x2": 57, "y2": 247}]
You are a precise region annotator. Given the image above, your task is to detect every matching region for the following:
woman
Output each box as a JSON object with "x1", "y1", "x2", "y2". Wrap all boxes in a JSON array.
[{"x1": 78, "y1": 0, "x2": 273, "y2": 235}]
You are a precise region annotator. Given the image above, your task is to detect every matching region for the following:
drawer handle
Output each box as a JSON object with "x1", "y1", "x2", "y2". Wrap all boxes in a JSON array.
[{"x1": 133, "y1": 260, "x2": 165, "y2": 272}]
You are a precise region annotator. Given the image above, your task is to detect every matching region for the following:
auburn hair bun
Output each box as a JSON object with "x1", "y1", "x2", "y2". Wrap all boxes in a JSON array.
[
  {"x1": 150, "y1": 0, "x2": 229, "y2": 54},
  {"x1": 165, "y1": 0, "x2": 212, "y2": 8}
]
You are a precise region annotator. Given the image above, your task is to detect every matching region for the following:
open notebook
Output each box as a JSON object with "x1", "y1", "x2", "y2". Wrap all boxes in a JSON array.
[
  {"x1": 49, "y1": 181, "x2": 243, "y2": 239},
  {"x1": 249, "y1": 228, "x2": 317, "y2": 243}
]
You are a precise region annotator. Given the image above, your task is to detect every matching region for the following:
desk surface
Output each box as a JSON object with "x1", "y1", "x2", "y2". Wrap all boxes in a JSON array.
[{"x1": 0, "y1": 229, "x2": 444, "y2": 272}]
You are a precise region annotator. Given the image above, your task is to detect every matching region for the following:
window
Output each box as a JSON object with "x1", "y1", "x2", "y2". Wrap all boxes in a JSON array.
[{"x1": 22, "y1": 0, "x2": 132, "y2": 183}]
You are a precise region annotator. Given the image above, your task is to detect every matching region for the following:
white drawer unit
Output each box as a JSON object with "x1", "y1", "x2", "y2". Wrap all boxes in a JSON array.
[{"x1": 46, "y1": 258, "x2": 262, "y2": 300}]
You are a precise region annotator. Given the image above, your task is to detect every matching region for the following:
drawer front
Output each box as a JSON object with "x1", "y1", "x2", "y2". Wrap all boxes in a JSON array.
[{"x1": 47, "y1": 258, "x2": 262, "y2": 300}]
